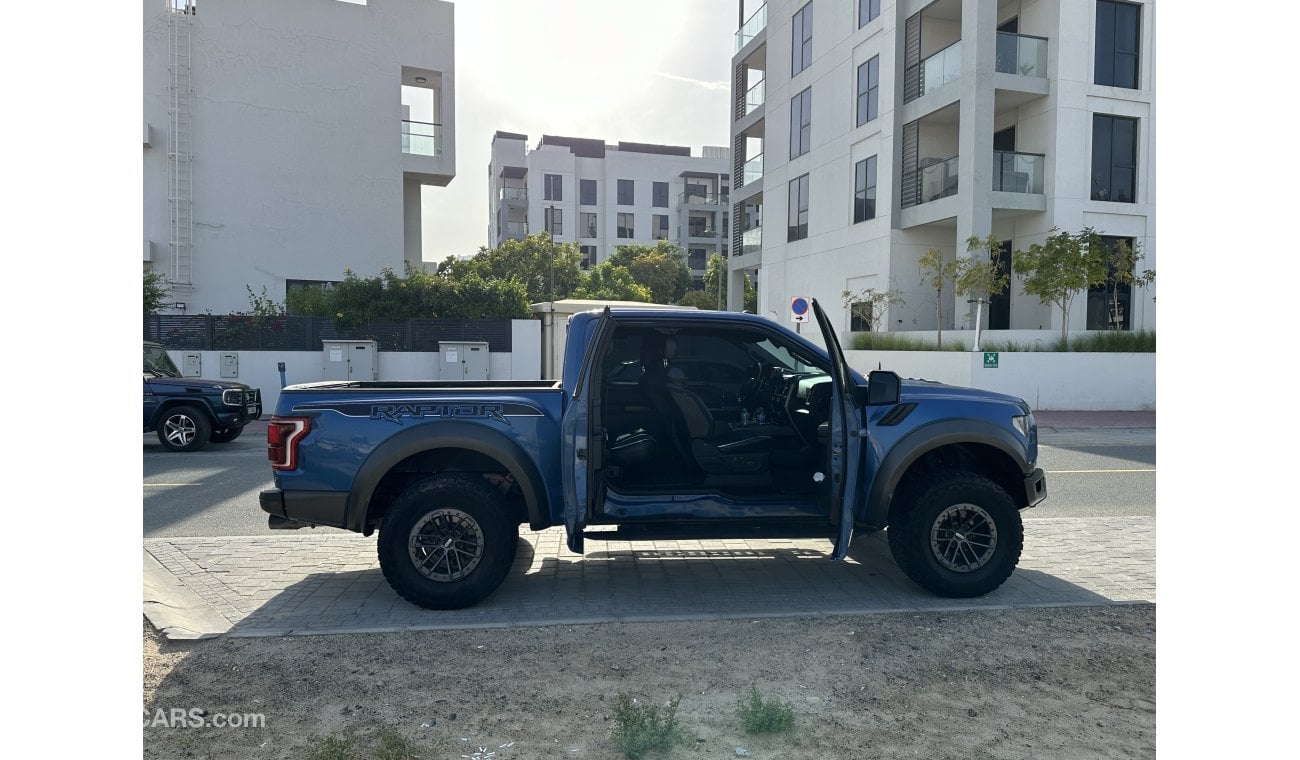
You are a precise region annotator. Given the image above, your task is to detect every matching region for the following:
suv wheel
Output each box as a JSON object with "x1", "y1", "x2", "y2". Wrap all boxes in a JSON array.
[
  {"x1": 888, "y1": 471, "x2": 1023, "y2": 597},
  {"x1": 378, "y1": 474, "x2": 519, "y2": 610},
  {"x1": 157, "y1": 405, "x2": 211, "y2": 452}
]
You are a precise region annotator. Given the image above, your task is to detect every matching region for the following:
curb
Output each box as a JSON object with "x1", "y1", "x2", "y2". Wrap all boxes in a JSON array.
[{"x1": 143, "y1": 551, "x2": 232, "y2": 640}]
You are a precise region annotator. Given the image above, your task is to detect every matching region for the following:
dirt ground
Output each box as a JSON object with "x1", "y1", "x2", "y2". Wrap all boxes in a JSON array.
[{"x1": 144, "y1": 603, "x2": 1155, "y2": 760}]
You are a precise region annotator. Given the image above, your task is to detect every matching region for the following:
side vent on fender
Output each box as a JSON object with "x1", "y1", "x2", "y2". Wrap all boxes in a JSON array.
[{"x1": 877, "y1": 403, "x2": 917, "y2": 427}]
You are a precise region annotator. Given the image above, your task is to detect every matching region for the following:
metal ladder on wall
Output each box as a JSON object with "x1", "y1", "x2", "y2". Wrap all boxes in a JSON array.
[{"x1": 167, "y1": 0, "x2": 196, "y2": 294}]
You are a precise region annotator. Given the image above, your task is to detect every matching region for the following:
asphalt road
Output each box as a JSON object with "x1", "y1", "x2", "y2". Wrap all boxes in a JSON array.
[{"x1": 143, "y1": 427, "x2": 1156, "y2": 538}]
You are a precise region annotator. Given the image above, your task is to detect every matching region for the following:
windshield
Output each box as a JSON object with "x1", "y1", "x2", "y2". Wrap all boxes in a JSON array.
[
  {"x1": 749, "y1": 337, "x2": 821, "y2": 374},
  {"x1": 144, "y1": 344, "x2": 181, "y2": 376}
]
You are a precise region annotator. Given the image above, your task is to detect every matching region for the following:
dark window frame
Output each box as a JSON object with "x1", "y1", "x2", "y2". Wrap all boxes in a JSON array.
[
  {"x1": 580, "y1": 212, "x2": 598, "y2": 239},
  {"x1": 858, "y1": 0, "x2": 880, "y2": 28},
  {"x1": 853, "y1": 155, "x2": 877, "y2": 223},
  {"x1": 617, "y1": 212, "x2": 635, "y2": 239},
  {"x1": 856, "y1": 55, "x2": 879, "y2": 126},
  {"x1": 653, "y1": 214, "x2": 670, "y2": 240},
  {"x1": 792, "y1": 2, "x2": 813, "y2": 76},
  {"x1": 787, "y1": 173, "x2": 810, "y2": 242},
  {"x1": 543, "y1": 173, "x2": 562, "y2": 201},
  {"x1": 617, "y1": 179, "x2": 635, "y2": 206},
  {"x1": 544, "y1": 206, "x2": 563, "y2": 236},
  {"x1": 652, "y1": 181, "x2": 669, "y2": 208},
  {"x1": 579, "y1": 178, "x2": 597, "y2": 205},
  {"x1": 1095, "y1": 0, "x2": 1141, "y2": 89},
  {"x1": 789, "y1": 87, "x2": 812, "y2": 159},
  {"x1": 1091, "y1": 113, "x2": 1138, "y2": 203},
  {"x1": 1086, "y1": 236, "x2": 1137, "y2": 330}
]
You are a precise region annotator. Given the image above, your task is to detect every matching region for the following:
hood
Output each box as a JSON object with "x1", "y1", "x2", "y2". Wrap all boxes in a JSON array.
[
  {"x1": 144, "y1": 376, "x2": 249, "y2": 392},
  {"x1": 898, "y1": 377, "x2": 1029, "y2": 409}
]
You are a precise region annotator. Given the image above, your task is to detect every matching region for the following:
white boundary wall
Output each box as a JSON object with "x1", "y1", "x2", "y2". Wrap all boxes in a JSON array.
[{"x1": 845, "y1": 350, "x2": 1155, "y2": 412}]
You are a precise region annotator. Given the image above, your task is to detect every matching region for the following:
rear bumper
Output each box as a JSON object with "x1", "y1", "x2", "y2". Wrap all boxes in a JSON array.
[
  {"x1": 1024, "y1": 467, "x2": 1047, "y2": 507},
  {"x1": 259, "y1": 488, "x2": 349, "y2": 529}
]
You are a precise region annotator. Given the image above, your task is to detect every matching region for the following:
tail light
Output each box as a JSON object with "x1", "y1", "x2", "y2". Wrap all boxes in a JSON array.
[{"x1": 268, "y1": 416, "x2": 310, "y2": 471}]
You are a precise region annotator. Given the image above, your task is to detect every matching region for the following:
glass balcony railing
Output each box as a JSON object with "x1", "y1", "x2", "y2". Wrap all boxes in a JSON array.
[
  {"x1": 679, "y1": 190, "x2": 727, "y2": 205},
  {"x1": 499, "y1": 187, "x2": 527, "y2": 202},
  {"x1": 401, "y1": 120, "x2": 442, "y2": 157},
  {"x1": 688, "y1": 226, "x2": 718, "y2": 238},
  {"x1": 745, "y1": 79, "x2": 766, "y2": 115},
  {"x1": 903, "y1": 155, "x2": 959, "y2": 208},
  {"x1": 996, "y1": 32, "x2": 1048, "y2": 78},
  {"x1": 922, "y1": 41, "x2": 962, "y2": 97},
  {"x1": 502, "y1": 221, "x2": 527, "y2": 239},
  {"x1": 735, "y1": 3, "x2": 768, "y2": 51},
  {"x1": 992, "y1": 151, "x2": 1045, "y2": 194},
  {"x1": 741, "y1": 227, "x2": 762, "y2": 256},
  {"x1": 743, "y1": 153, "x2": 764, "y2": 186}
]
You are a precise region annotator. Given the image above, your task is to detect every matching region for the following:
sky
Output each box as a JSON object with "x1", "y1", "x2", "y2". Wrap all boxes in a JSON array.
[{"x1": 419, "y1": 0, "x2": 739, "y2": 262}]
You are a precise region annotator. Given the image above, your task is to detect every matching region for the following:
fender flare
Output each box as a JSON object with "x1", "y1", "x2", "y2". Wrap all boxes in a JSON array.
[
  {"x1": 862, "y1": 418, "x2": 1031, "y2": 527},
  {"x1": 345, "y1": 421, "x2": 551, "y2": 533},
  {"x1": 147, "y1": 398, "x2": 218, "y2": 431}
]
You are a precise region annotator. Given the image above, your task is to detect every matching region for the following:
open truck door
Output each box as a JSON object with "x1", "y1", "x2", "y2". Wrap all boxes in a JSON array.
[
  {"x1": 560, "y1": 308, "x2": 615, "y2": 554},
  {"x1": 811, "y1": 298, "x2": 867, "y2": 560}
]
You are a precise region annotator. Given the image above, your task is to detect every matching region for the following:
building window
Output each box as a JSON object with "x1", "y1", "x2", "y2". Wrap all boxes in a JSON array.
[
  {"x1": 652, "y1": 214, "x2": 670, "y2": 240},
  {"x1": 849, "y1": 301, "x2": 874, "y2": 331},
  {"x1": 545, "y1": 207, "x2": 563, "y2": 236},
  {"x1": 792, "y1": 2, "x2": 813, "y2": 76},
  {"x1": 858, "y1": 0, "x2": 879, "y2": 28},
  {"x1": 580, "y1": 212, "x2": 598, "y2": 239},
  {"x1": 617, "y1": 213, "x2": 635, "y2": 238},
  {"x1": 789, "y1": 87, "x2": 812, "y2": 159},
  {"x1": 1091, "y1": 114, "x2": 1137, "y2": 203},
  {"x1": 618, "y1": 179, "x2": 635, "y2": 205},
  {"x1": 580, "y1": 178, "x2": 597, "y2": 205},
  {"x1": 853, "y1": 155, "x2": 877, "y2": 223},
  {"x1": 787, "y1": 174, "x2": 809, "y2": 242},
  {"x1": 856, "y1": 55, "x2": 879, "y2": 126},
  {"x1": 652, "y1": 181, "x2": 669, "y2": 208},
  {"x1": 1086, "y1": 236, "x2": 1137, "y2": 329},
  {"x1": 579, "y1": 245, "x2": 596, "y2": 269},
  {"x1": 1095, "y1": 0, "x2": 1141, "y2": 89},
  {"x1": 543, "y1": 173, "x2": 562, "y2": 201},
  {"x1": 688, "y1": 249, "x2": 707, "y2": 270}
]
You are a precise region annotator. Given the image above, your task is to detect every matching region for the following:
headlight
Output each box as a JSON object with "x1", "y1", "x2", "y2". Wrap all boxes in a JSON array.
[
  {"x1": 1011, "y1": 413, "x2": 1033, "y2": 437},
  {"x1": 222, "y1": 389, "x2": 245, "y2": 407}
]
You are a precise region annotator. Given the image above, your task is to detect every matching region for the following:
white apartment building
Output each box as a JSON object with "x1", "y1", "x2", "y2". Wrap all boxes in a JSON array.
[
  {"x1": 727, "y1": 0, "x2": 1156, "y2": 337},
  {"x1": 142, "y1": 0, "x2": 457, "y2": 315},
  {"x1": 488, "y1": 133, "x2": 731, "y2": 281}
]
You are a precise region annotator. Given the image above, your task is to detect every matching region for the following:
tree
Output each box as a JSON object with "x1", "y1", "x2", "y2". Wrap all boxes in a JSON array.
[
  {"x1": 1094, "y1": 237, "x2": 1156, "y2": 330},
  {"x1": 955, "y1": 235, "x2": 1011, "y2": 329},
  {"x1": 571, "y1": 262, "x2": 652, "y2": 302},
  {"x1": 841, "y1": 285, "x2": 904, "y2": 332},
  {"x1": 608, "y1": 242, "x2": 692, "y2": 303},
  {"x1": 438, "y1": 233, "x2": 584, "y2": 303},
  {"x1": 695, "y1": 254, "x2": 756, "y2": 311},
  {"x1": 144, "y1": 270, "x2": 171, "y2": 316},
  {"x1": 918, "y1": 249, "x2": 960, "y2": 348},
  {"x1": 1012, "y1": 228, "x2": 1108, "y2": 345}
]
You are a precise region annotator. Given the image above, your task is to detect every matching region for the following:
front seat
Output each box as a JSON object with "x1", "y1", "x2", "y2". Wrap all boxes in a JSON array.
[{"x1": 656, "y1": 337, "x2": 772, "y2": 474}]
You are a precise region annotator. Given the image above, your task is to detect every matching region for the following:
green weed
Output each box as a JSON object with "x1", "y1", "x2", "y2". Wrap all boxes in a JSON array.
[
  {"x1": 736, "y1": 686, "x2": 795, "y2": 734},
  {"x1": 610, "y1": 692, "x2": 682, "y2": 759}
]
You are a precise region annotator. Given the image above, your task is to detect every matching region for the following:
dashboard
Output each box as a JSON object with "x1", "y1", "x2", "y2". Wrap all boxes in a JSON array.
[{"x1": 744, "y1": 365, "x2": 832, "y2": 443}]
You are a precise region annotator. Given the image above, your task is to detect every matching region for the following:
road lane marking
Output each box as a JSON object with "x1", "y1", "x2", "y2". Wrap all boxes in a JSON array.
[
  {"x1": 1045, "y1": 469, "x2": 1154, "y2": 474},
  {"x1": 143, "y1": 483, "x2": 203, "y2": 487}
]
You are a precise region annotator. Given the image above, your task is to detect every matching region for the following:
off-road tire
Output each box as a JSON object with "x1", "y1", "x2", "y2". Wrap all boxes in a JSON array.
[
  {"x1": 209, "y1": 425, "x2": 244, "y2": 443},
  {"x1": 888, "y1": 470, "x2": 1023, "y2": 597},
  {"x1": 378, "y1": 474, "x2": 519, "y2": 610},
  {"x1": 156, "y1": 405, "x2": 212, "y2": 452}
]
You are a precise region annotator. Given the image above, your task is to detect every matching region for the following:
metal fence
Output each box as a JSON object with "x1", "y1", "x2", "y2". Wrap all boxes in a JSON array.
[{"x1": 144, "y1": 315, "x2": 516, "y2": 352}]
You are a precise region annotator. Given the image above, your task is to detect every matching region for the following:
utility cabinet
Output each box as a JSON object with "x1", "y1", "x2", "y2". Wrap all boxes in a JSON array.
[
  {"x1": 438, "y1": 341, "x2": 489, "y2": 381},
  {"x1": 219, "y1": 352, "x2": 239, "y2": 378},
  {"x1": 322, "y1": 340, "x2": 377, "y2": 381},
  {"x1": 181, "y1": 352, "x2": 202, "y2": 377}
]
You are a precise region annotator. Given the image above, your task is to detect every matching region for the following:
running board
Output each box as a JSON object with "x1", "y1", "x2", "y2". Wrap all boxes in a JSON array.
[{"x1": 582, "y1": 521, "x2": 835, "y2": 542}]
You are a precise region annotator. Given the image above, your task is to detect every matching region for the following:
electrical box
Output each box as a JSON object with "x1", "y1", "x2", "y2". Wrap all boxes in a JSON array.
[
  {"x1": 439, "y1": 341, "x2": 489, "y2": 381},
  {"x1": 322, "y1": 340, "x2": 377, "y2": 381},
  {"x1": 220, "y1": 352, "x2": 239, "y2": 378},
  {"x1": 182, "y1": 352, "x2": 202, "y2": 377}
]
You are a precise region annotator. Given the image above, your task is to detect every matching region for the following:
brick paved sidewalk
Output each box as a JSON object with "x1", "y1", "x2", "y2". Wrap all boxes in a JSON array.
[{"x1": 143, "y1": 517, "x2": 1154, "y2": 639}]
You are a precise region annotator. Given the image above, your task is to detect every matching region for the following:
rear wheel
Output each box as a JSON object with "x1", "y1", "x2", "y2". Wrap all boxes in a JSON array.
[
  {"x1": 210, "y1": 425, "x2": 244, "y2": 443},
  {"x1": 888, "y1": 471, "x2": 1022, "y2": 597},
  {"x1": 378, "y1": 474, "x2": 518, "y2": 610},
  {"x1": 156, "y1": 405, "x2": 211, "y2": 452}
]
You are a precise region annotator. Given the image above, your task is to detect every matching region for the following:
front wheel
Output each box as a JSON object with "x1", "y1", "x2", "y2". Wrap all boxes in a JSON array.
[
  {"x1": 156, "y1": 406, "x2": 211, "y2": 452},
  {"x1": 209, "y1": 425, "x2": 244, "y2": 443},
  {"x1": 377, "y1": 474, "x2": 519, "y2": 610},
  {"x1": 888, "y1": 471, "x2": 1023, "y2": 598}
]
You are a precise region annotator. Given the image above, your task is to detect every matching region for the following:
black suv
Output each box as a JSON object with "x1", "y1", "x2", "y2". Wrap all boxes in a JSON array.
[{"x1": 143, "y1": 342, "x2": 262, "y2": 452}]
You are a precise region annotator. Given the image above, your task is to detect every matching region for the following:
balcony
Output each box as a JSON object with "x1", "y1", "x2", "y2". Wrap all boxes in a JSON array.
[
  {"x1": 904, "y1": 41, "x2": 961, "y2": 103},
  {"x1": 996, "y1": 32, "x2": 1048, "y2": 78},
  {"x1": 902, "y1": 155, "x2": 959, "y2": 208},
  {"x1": 992, "y1": 151, "x2": 1045, "y2": 194},
  {"x1": 502, "y1": 221, "x2": 527, "y2": 240},
  {"x1": 741, "y1": 226, "x2": 762, "y2": 256},
  {"x1": 499, "y1": 187, "x2": 527, "y2": 202},
  {"x1": 745, "y1": 79, "x2": 765, "y2": 116},
  {"x1": 688, "y1": 226, "x2": 718, "y2": 238},
  {"x1": 401, "y1": 120, "x2": 442, "y2": 156},
  {"x1": 679, "y1": 190, "x2": 728, "y2": 205},
  {"x1": 735, "y1": 3, "x2": 767, "y2": 52},
  {"x1": 743, "y1": 153, "x2": 764, "y2": 186}
]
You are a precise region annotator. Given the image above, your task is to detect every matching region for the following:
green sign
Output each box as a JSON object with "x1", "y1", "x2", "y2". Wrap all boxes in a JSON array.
[{"x1": 983, "y1": 352, "x2": 999, "y2": 368}]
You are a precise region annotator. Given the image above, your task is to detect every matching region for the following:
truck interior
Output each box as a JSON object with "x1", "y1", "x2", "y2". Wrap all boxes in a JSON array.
[{"x1": 600, "y1": 323, "x2": 834, "y2": 498}]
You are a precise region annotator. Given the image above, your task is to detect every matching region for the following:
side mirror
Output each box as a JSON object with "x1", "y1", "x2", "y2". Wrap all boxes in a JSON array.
[{"x1": 865, "y1": 370, "x2": 901, "y2": 406}]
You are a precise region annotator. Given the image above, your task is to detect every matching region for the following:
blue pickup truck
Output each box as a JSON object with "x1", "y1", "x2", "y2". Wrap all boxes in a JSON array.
[{"x1": 261, "y1": 300, "x2": 1045, "y2": 609}]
